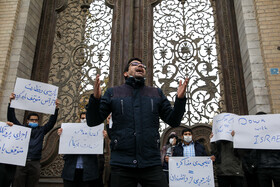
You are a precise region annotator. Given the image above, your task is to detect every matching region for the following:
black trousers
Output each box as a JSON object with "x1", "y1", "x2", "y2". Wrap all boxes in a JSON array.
[
  {"x1": 0, "y1": 163, "x2": 16, "y2": 187},
  {"x1": 257, "y1": 168, "x2": 280, "y2": 187},
  {"x1": 110, "y1": 165, "x2": 168, "y2": 187},
  {"x1": 13, "y1": 160, "x2": 41, "y2": 187},
  {"x1": 63, "y1": 169, "x2": 102, "y2": 187},
  {"x1": 217, "y1": 176, "x2": 244, "y2": 187}
]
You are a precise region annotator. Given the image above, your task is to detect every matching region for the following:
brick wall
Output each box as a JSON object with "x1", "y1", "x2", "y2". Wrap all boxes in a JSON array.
[{"x1": 253, "y1": 0, "x2": 280, "y2": 114}]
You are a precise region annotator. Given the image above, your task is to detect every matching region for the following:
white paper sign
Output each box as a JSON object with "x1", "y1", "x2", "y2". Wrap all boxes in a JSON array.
[
  {"x1": 59, "y1": 123, "x2": 104, "y2": 154},
  {"x1": 233, "y1": 114, "x2": 280, "y2": 149},
  {"x1": 211, "y1": 113, "x2": 236, "y2": 142},
  {"x1": 0, "y1": 122, "x2": 31, "y2": 166},
  {"x1": 169, "y1": 157, "x2": 214, "y2": 187},
  {"x1": 10, "y1": 77, "x2": 58, "y2": 114}
]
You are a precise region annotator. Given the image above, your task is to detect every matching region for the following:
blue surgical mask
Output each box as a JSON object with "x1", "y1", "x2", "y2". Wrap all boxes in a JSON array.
[{"x1": 28, "y1": 122, "x2": 38, "y2": 128}]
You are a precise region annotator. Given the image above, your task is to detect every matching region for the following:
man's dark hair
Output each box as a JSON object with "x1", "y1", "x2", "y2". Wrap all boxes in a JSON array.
[
  {"x1": 27, "y1": 113, "x2": 39, "y2": 120},
  {"x1": 123, "y1": 57, "x2": 143, "y2": 73},
  {"x1": 80, "y1": 112, "x2": 86, "y2": 119},
  {"x1": 256, "y1": 111, "x2": 267, "y2": 115},
  {"x1": 181, "y1": 128, "x2": 192, "y2": 135}
]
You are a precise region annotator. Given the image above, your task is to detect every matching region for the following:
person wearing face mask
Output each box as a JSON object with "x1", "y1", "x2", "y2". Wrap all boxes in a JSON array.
[
  {"x1": 7, "y1": 92, "x2": 59, "y2": 187},
  {"x1": 173, "y1": 128, "x2": 208, "y2": 157},
  {"x1": 58, "y1": 112, "x2": 108, "y2": 187},
  {"x1": 161, "y1": 133, "x2": 178, "y2": 164}
]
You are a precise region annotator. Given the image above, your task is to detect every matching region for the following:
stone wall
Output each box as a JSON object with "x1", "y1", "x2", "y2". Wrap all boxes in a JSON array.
[
  {"x1": 0, "y1": 0, "x2": 43, "y2": 121},
  {"x1": 234, "y1": 0, "x2": 271, "y2": 115}
]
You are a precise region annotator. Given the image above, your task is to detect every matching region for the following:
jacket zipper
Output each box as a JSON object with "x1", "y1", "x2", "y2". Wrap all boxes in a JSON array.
[
  {"x1": 151, "y1": 99, "x2": 154, "y2": 112},
  {"x1": 121, "y1": 99, "x2": 124, "y2": 114}
]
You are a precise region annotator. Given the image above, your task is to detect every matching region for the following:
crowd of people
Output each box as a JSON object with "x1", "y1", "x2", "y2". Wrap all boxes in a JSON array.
[{"x1": 0, "y1": 57, "x2": 279, "y2": 187}]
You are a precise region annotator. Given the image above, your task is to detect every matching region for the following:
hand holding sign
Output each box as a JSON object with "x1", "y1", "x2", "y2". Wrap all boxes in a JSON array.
[
  {"x1": 0, "y1": 122, "x2": 31, "y2": 166},
  {"x1": 10, "y1": 78, "x2": 58, "y2": 114}
]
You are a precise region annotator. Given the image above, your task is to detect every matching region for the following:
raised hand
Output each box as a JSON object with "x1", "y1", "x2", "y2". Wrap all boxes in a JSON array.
[
  {"x1": 57, "y1": 128, "x2": 63, "y2": 136},
  {"x1": 177, "y1": 77, "x2": 189, "y2": 99},
  {"x1": 9, "y1": 92, "x2": 15, "y2": 103},
  {"x1": 55, "y1": 99, "x2": 60, "y2": 109},
  {"x1": 6, "y1": 121, "x2": 14, "y2": 126},
  {"x1": 93, "y1": 74, "x2": 102, "y2": 99}
]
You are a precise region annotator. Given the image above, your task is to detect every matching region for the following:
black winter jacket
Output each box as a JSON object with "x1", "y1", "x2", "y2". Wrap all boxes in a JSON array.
[
  {"x1": 62, "y1": 155, "x2": 99, "y2": 181},
  {"x1": 7, "y1": 104, "x2": 58, "y2": 160},
  {"x1": 211, "y1": 140, "x2": 244, "y2": 176},
  {"x1": 257, "y1": 149, "x2": 280, "y2": 168},
  {"x1": 172, "y1": 142, "x2": 207, "y2": 157},
  {"x1": 86, "y1": 77, "x2": 186, "y2": 168}
]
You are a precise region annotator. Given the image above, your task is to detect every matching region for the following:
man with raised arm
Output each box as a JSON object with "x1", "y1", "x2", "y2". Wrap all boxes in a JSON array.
[
  {"x1": 86, "y1": 57, "x2": 189, "y2": 187},
  {"x1": 8, "y1": 92, "x2": 59, "y2": 187}
]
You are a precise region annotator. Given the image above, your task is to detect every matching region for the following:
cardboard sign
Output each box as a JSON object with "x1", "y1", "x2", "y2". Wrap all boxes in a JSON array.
[
  {"x1": 11, "y1": 77, "x2": 58, "y2": 114},
  {"x1": 59, "y1": 123, "x2": 104, "y2": 154},
  {"x1": 0, "y1": 122, "x2": 31, "y2": 166},
  {"x1": 169, "y1": 157, "x2": 214, "y2": 187},
  {"x1": 233, "y1": 114, "x2": 280, "y2": 149},
  {"x1": 211, "y1": 113, "x2": 236, "y2": 142}
]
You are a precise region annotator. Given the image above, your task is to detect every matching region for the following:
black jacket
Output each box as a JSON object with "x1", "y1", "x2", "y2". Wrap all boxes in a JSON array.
[
  {"x1": 86, "y1": 77, "x2": 186, "y2": 168},
  {"x1": 172, "y1": 142, "x2": 207, "y2": 157},
  {"x1": 7, "y1": 104, "x2": 58, "y2": 160},
  {"x1": 62, "y1": 155, "x2": 99, "y2": 181},
  {"x1": 211, "y1": 140, "x2": 244, "y2": 176},
  {"x1": 257, "y1": 149, "x2": 280, "y2": 169}
]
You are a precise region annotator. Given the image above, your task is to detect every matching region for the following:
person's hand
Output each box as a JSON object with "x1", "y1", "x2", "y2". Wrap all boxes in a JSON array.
[
  {"x1": 210, "y1": 155, "x2": 216, "y2": 162},
  {"x1": 57, "y1": 128, "x2": 62, "y2": 136},
  {"x1": 9, "y1": 92, "x2": 15, "y2": 103},
  {"x1": 209, "y1": 132, "x2": 214, "y2": 139},
  {"x1": 55, "y1": 99, "x2": 60, "y2": 109},
  {"x1": 103, "y1": 130, "x2": 108, "y2": 139},
  {"x1": 93, "y1": 74, "x2": 102, "y2": 99},
  {"x1": 231, "y1": 130, "x2": 235, "y2": 137},
  {"x1": 177, "y1": 77, "x2": 189, "y2": 99},
  {"x1": 6, "y1": 121, "x2": 13, "y2": 126}
]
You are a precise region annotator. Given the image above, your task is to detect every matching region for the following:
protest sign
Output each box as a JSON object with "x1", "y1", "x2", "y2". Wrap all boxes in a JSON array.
[
  {"x1": 0, "y1": 122, "x2": 31, "y2": 166},
  {"x1": 10, "y1": 77, "x2": 58, "y2": 114},
  {"x1": 211, "y1": 113, "x2": 236, "y2": 142},
  {"x1": 59, "y1": 123, "x2": 104, "y2": 154},
  {"x1": 169, "y1": 157, "x2": 214, "y2": 187},
  {"x1": 233, "y1": 114, "x2": 280, "y2": 149}
]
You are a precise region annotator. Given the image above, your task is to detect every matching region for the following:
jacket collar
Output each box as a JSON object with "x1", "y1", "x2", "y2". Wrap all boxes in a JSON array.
[{"x1": 125, "y1": 76, "x2": 145, "y2": 88}]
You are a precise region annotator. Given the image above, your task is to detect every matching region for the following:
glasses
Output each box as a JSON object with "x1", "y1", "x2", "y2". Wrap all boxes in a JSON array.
[
  {"x1": 130, "y1": 62, "x2": 147, "y2": 69},
  {"x1": 29, "y1": 118, "x2": 39, "y2": 122}
]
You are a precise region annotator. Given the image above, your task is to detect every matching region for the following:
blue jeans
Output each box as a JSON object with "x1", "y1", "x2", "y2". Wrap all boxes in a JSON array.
[{"x1": 110, "y1": 165, "x2": 168, "y2": 187}]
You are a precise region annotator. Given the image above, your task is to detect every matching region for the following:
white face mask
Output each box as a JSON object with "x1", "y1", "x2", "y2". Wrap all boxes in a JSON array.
[
  {"x1": 169, "y1": 138, "x2": 174, "y2": 145},
  {"x1": 80, "y1": 119, "x2": 87, "y2": 123},
  {"x1": 184, "y1": 135, "x2": 192, "y2": 143}
]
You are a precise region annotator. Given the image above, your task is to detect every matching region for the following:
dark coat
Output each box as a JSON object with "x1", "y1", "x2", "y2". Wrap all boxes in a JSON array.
[
  {"x1": 211, "y1": 140, "x2": 244, "y2": 176},
  {"x1": 61, "y1": 155, "x2": 99, "y2": 181},
  {"x1": 257, "y1": 149, "x2": 280, "y2": 169},
  {"x1": 86, "y1": 77, "x2": 186, "y2": 168},
  {"x1": 172, "y1": 141, "x2": 208, "y2": 157},
  {"x1": 7, "y1": 104, "x2": 58, "y2": 160}
]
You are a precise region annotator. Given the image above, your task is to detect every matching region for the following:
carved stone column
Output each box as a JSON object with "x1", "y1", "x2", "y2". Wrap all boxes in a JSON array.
[
  {"x1": 106, "y1": 0, "x2": 161, "y2": 86},
  {"x1": 215, "y1": 0, "x2": 248, "y2": 115}
]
